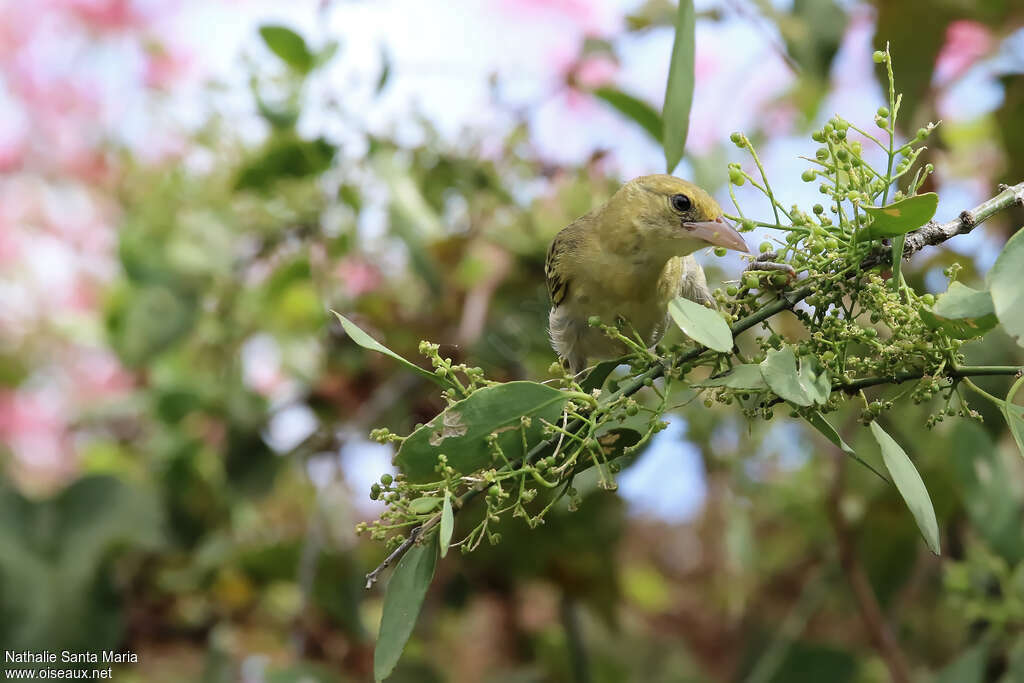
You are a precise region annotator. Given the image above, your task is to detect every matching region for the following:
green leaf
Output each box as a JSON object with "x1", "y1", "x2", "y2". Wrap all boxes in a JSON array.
[
  {"x1": 662, "y1": 0, "x2": 695, "y2": 173},
  {"x1": 693, "y1": 364, "x2": 767, "y2": 390},
  {"x1": 375, "y1": 153, "x2": 444, "y2": 294},
  {"x1": 920, "y1": 281, "x2": 998, "y2": 339},
  {"x1": 331, "y1": 312, "x2": 446, "y2": 387},
  {"x1": 592, "y1": 87, "x2": 663, "y2": 143},
  {"x1": 800, "y1": 355, "x2": 832, "y2": 404},
  {"x1": 935, "y1": 641, "x2": 988, "y2": 683},
  {"x1": 376, "y1": 46, "x2": 392, "y2": 95},
  {"x1": 988, "y1": 226, "x2": 1024, "y2": 347},
  {"x1": 949, "y1": 422, "x2": 1024, "y2": 562},
  {"x1": 869, "y1": 421, "x2": 940, "y2": 554},
  {"x1": 891, "y1": 234, "x2": 906, "y2": 285},
  {"x1": 407, "y1": 496, "x2": 443, "y2": 514},
  {"x1": 803, "y1": 411, "x2": 889, "y2": 483},
  {"x1": 1004, "y1": 375, "x2": 1024, "y2": 458},
  {"x1": 861, "y1": 192, "x2": 938, "y2": 239},
  {"x1": 374, "y1": 536, "x2": 438, "y2": 681},
  {"x1": 580, "y1": 358, "x2": 623, "y2": 394},
  {"x1": 759, "y1": 348, "x2": 831, "y2": 406},
  {"x1": 0, "y1": 476, "x2": 164, "y2": 652},
  {"x1": 439, "y1": 493, "x2": 453, "y2": 559},
  {"x1": 668, "y1": 296, "x2": 733, "y2": 353},
  {"x1": 235, "y1": 135, "x2": 335, "y2": 192},
  {"x1": 316, "y1": 40, "x2": 340, "y2": 69},
  {"x1": 259, "y1": 25, "x2": 315, "y2": 73},
  {"x1": 395, "y1": 382, "x2": 571, "y2": 483}
]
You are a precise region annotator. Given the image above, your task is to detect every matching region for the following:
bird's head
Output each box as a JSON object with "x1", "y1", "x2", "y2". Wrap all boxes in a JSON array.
[{"x1": 606, "y1": 174, "x2": 749, "y2": 256}]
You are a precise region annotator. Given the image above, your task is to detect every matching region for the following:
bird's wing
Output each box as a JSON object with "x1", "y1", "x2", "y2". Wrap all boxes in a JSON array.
[
  {"x1": 544, "y1": 225, "x2": 577, "y2": 307},
  {"x1": 678, "y1": 255, "x2": 715, "y2": 307}
]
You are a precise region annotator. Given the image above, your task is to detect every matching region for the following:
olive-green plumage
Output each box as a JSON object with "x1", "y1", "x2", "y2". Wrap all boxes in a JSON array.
[{"x1": 545, "y1": 175, "x2": 749, "y2": 374}]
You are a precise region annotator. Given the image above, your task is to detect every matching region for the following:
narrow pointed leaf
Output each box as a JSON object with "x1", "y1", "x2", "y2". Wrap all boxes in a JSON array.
[
  {"x1": 332, "y1": 312, "x2": 446, "y2": 387},
  {"x1": 592, "y1": 87, "x2": 663, "y2": 143},
  {"x1": 439, "y1": 493, "x2": 454, "y2": 558},
  {"x1": 988, "y1": 227, "x2": 1024, "y2": 347},
  {"x1": 374, "y1": 536, "x2": 438, "y2": 681},
  {"x1": 861, "y1": 192, "x2": 938, "y2": 239},
  {"x1": 869, "y1": 421, "x2": 940, "y2": 554},
  {"x1": 693, "y1": 364, "x2": 767, "y2": 390},
  {"x1": 662, "y1": 0, "x2": 695, "y2": 173},
  {"x1": 803, "y1": 411, "x2": 889, "y2": 483},
  {"x1": 668, "y1": 296, "x2": 733, "y2": 352},
  {"x1": 891, "y1": 234, "x2": 906, "y2": 286}
]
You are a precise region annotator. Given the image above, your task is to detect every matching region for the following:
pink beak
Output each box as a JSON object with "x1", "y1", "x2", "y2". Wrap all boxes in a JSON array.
[{"x1": 682, "y1": 216, "x2": 749, "y2": 253}]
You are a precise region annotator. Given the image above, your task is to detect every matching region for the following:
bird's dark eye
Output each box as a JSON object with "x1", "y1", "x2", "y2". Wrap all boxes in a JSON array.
[{"x1": 671, "y1": 194, "x2": 692, "y2": 213}]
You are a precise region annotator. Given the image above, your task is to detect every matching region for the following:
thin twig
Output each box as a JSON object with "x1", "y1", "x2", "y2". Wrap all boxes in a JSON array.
[{"x1": 365, "y1": 524, "x2": 427, "y2": 589}]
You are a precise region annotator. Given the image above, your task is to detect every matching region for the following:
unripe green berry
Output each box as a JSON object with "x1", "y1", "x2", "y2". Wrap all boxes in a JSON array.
[
  {"x1": 873, "y1": 50, "x2": 887, "y2": 63},
  {"x1": 714, "y1": 247, "x2": 727, "y2": 257}
]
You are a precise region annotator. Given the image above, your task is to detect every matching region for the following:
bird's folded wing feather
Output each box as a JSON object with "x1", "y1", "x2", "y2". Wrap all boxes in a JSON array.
[{"x1": 545, "y1": 225, "x2": 581, "y2": 307}]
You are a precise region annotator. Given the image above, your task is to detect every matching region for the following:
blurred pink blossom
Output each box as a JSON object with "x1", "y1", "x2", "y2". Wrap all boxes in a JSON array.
[
  {"x1": 143, "y1": 42, "x2": 191, "y2": 90},
  {"x1": 69, "y1": 348, "x2": 134, "y2": 397},
  {"x1": 56, "y1": 0, "x2": 151, "y2": 33},
  {"x1": 574, "y1": 54, "x2": 617, "y2": 90},
  {"x1": 0, "y1": 388, "x2": 73, "y2": 488},
  {"x1": 0, "y1": 136, "x2": 26, "y2": 173},
  {"x1": 934, "y1": 21, "x2": 992, "y2": 86},
  {"x1": 545, "y1": 42, "x2": 619, "y2": 109},
  {"x1": 336, "y1": 257, "x2": 382, "y2": 299}
]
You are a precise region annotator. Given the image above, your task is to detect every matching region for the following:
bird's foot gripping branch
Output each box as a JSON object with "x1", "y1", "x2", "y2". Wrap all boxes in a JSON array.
[{"x1": 336, "y1": 49, "x2": 1024, "y2": 680}]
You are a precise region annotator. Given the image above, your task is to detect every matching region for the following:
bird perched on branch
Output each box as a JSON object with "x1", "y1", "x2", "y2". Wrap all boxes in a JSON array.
[{"x1": 545, "y1": 174, "x2": 749, "y2": 374}]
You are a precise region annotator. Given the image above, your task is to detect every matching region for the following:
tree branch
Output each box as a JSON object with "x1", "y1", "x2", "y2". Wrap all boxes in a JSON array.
[
  {"x1": 900, "y1": 181, "x2": 1024, "y2": 260},
  {"x1": 364, "y1": 179, "x2": 1023, "y2": 588},
  {"x1": 836, "y1": 365, "x2": 1023, "y2": 394}
]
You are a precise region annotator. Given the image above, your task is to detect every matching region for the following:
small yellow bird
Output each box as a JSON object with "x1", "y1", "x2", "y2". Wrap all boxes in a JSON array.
[{"x1": 545, "y1": 174, "x2": 749, "y2": 374}]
